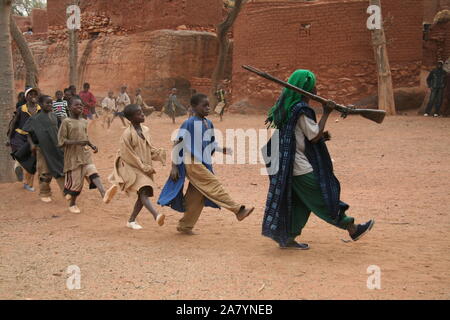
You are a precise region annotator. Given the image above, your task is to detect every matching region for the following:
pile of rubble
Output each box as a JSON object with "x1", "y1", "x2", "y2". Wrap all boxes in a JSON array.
[
  {"x1": 176, "y1": 24, "x2": 233, "y2": 38},
  {"x1": 176, "y1": 24, "x2": 217, "y2": 33},
  {"x1": 47, "y1": 12, "x2": 129, "y2": 43}
]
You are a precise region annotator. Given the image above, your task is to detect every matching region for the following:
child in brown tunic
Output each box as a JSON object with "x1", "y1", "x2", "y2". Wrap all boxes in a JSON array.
[
  {"x1": 58, "y1": 97, "x2": 106, "y2": 214},
  {"x1": 104, "y1": 104, "x2": 166, "y2": 230}
]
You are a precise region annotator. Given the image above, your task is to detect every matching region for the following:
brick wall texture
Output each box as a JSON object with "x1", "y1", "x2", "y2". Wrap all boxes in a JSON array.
[
  {"x1": 231, "y1": 0, "x2": 424, "y2": 110},
  {"x1": 47, "y1": 0, "x2": 223, "y2": 31}
]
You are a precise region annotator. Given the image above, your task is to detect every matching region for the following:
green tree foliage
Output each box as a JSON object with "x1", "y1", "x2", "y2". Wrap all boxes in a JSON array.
[{"x1": 12, "y1": 0, "x2": 46, "y2": 16}]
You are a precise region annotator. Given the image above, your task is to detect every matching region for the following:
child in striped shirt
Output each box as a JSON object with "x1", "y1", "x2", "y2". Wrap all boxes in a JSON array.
[{"x1": 52, "y1": 90, "x2": 69, "y2": 126}]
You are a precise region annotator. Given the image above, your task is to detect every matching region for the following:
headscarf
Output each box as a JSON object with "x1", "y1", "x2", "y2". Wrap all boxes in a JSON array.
[{"x1": 267, "y1": 69, "x2": 316, "y2": 129}]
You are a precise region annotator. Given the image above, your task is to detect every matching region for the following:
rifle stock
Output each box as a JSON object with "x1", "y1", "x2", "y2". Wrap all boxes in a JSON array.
[{"x1": 242, "y1": 65, "x2": 386, "y2": 124}]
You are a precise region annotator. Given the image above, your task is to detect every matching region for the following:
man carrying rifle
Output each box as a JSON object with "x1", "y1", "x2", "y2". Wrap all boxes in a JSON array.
[{"x1": 262, "y1": 69, "x2": 375, "y2": 250}]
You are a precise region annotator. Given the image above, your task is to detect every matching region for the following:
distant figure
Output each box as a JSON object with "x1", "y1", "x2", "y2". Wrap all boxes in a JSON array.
[
  {"x1": 424, "y1": 61, "x2": 447, "y2": 117},
  {"x1": 52, "y1": 90, "x2": 69, "y2": 127},
  {"x1": 188, "y1": 88, "x2": 197, "y2": 117},
  {"x1": 63, "y1": 88, "x2": 73, "y2": 117},
  {"x1": 63, "y1": 88, "x2": 72, "y2": 104},
  {"x1": 159, "y1": 88, "x2": 187, "y2": 124},
  {"x1": 134, "y1": 88, "x2": 155, "y2": 117},
  {"x1": 69, "y1": 85, "x2": 77, "y2": 97},
  {"x1": 101, "y1": 90, "x2": 116, "y2": 129},
  {"x1": 114, "y1": 86, "x2": 131, "y2": 128},
  {"x1": 215, "y1": 85, "x2": 227, "y2": 122},
  {"x1": 16, "y1": 92, "x2": 26, "y2": 109},
  {"x1": 79, "y1": 82, "x2": 97, "y2": 120},
  {"x1": 23, "y1": 27, "x2": 33, "y2": 35}
]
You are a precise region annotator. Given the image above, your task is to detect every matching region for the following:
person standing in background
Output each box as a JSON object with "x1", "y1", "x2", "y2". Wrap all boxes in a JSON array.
[
  {"x1": 424, "y1": 61, "x2": 447, "y2": 117},
  {"x1": 114, "y1": 86, "x2": 131, "y2": 128},
  {"x1": 79, "y1": 83, "x2": 97, "y2": 120}
]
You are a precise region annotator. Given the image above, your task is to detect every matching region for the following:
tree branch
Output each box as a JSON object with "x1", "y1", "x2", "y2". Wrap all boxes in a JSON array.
[{"x1": 10, "y1": 12, "x2": 39, "y2": 88}]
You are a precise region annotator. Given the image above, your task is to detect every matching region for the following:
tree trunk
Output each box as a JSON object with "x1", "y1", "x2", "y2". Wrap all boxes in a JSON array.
[
  {"x1": 0, "y1": 0, "x2": 16, "y2": 182},
  {"x1": 10, "y1": 13, "x2": 39, "y2": 88},
  {"x1": 209, "y1": 0, "x2": 246, "y2": 107},
  {"x1": 369, "y1": 0, "x2": 396, "y2": 115},
  {"x1": 69, "y1": 28, "x2": 78, "y2": 87}
]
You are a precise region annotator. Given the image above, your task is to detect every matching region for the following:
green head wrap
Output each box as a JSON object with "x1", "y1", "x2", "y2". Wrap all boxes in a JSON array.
[{"x1": 267, "y1": 69, "x2": 316, "y2": 129}]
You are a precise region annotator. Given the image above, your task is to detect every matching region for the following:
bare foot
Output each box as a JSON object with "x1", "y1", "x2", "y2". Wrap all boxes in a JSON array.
[
  {"x1": 236, "y1": 206, "x2": 255, "y2": 221},
  {"x1": 176, "y1": 227, "x2": 197, "y2": 235}
]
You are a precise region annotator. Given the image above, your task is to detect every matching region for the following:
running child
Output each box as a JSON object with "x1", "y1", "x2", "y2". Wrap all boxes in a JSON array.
[
  {"x1": 58, "y1": 97, "x2": 106, "y2": 213},
  {"x1": 104, "y1": 104, "x2": 166, "y2": 229},
  {"x1": 158, "y1": 93, "x2": 254, "y2": 235},
  {"x1": 24, "y1": 95, "x2": 65, "y2": 202},
  {"x1": 7, "y1": 87, "x2": 41, "y2": 191}
]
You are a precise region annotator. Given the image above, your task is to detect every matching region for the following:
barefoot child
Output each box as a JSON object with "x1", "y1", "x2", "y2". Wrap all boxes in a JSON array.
[
  {"x1": 134, "y1": 88, "x2": 155, "y2": 118},
  {"x1": 23, "y1": 95, "x2": 65, "y2": 203},
  {"x1": 158, "y1": 93, "x2": 254, "y2": 235},
  {"x1": 101, "y1": 90, "x2": 116, "y2": 129},
  {"x1": 58, "y1": 97, "x2": 106, "y2": 213},
  {"x1": 113, "y1": 86, "x2": 131, "y2": 128},
  {"x1": 104, "y1": 104, "x2": 166, "y2": 230}
]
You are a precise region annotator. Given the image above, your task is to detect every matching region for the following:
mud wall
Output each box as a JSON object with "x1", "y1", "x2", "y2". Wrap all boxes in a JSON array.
[
  {"x1": 14, "y1": 30, "x2": 229, "y2": 108},
  {"x1": 231, "y1": 0, "x2": 423, "y2": 112},
  {"x1": 47, "y1": 0, "x2": 223, "y2": 32}
]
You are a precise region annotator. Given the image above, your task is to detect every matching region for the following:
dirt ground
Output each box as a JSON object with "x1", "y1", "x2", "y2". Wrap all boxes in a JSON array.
[{"x1": 0, "y1": 112, "x2": 449, "y2": 300}]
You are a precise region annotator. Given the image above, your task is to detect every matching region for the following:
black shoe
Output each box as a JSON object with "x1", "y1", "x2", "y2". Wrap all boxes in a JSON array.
[
  {"x1": 351, "y1": 219, "x2": 375, "y2": 241},
  {"x1": 279, "y1": 241, "x2": 310, "y2": 250},
  {"x1": 15, "y1": 166, "x2": 23, "y2": 182}
]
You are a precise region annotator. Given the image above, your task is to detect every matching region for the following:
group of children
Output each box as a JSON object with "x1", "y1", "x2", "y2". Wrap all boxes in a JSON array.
[
  {"x1": 7, "y1": 76, "x2": 375, "y2": 249},
  {"x1": 7, "y1": 87, "x2": 254, "y2": 234}
]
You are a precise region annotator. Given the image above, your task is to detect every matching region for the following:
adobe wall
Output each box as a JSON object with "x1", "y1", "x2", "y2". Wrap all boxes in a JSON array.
[
  {"x1": 47, "y1": 0, "x2": 223, "y2": 31},
  {"x1": 13, "y1": 16, "x2": 31, "y2": 33},
  {"x1": 231, "y1": 0, "x2": 423, "y2": 112},
  {"x1": 13, "y1": 30, "x2": 229, "y2": 108},
  {"x1": 424, "y1": 0, "x2": 450, "y2": 23},
  {"x1": 31, "y1": 8, "x2": 48, "y2": 34}
]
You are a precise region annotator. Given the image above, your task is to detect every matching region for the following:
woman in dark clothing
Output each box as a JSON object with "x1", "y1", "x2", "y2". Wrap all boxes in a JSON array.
[{"x1": 7, "y1": 88, "x2": 41, "y2": 191}]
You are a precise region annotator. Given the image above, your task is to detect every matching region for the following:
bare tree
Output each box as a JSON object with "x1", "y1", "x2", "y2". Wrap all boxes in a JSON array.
[
  {"x1": 209, "y1": 0, "x2": 247, "y2": 107},
  {"x1": 10, "y1": 13, "x2": 39, "y2": 88},
  {"x1": 0, "y1": 0, "x2": 16, "y2": 182},
  {"x1": 369, "y1": 0, "x2": 396, "y2": 115},
  {"x1": 12, "y1": 0, "x2": 46, "y2": 16}
]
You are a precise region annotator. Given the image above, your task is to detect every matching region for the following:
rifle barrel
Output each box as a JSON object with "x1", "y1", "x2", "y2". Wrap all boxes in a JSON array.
[{"x1": 242, "y1": 65, "x2": 386, "y2": 124}]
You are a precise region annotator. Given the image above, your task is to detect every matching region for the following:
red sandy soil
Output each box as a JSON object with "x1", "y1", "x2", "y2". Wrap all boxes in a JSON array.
[{"x1": 0, "y1": 113, "x2": 449, "y2": 300}]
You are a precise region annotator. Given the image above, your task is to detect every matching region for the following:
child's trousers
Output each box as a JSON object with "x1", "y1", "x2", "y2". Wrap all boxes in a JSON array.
[
  {"x1": 178, "y1": 162, "x2": 242, "y2": 232},
  {"x1": 36, "y1": 148, "x2": 64, "y2": 198}
]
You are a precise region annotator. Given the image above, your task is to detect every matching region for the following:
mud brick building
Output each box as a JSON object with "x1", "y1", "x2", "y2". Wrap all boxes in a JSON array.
[
  {"x1": 12, "y1": 0, "x2": 446, "y2": 113},
  {"x1": 231, "y1": 0, "x2": 424, "y2": 111},
  {"x1": 47, "y1": 0, "x2": 223, "y2": 32}
]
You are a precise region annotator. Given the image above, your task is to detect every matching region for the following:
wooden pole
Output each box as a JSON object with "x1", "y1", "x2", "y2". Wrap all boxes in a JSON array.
[{"x1": 369, "y1": 0, "x2": 396, "y2": 115}]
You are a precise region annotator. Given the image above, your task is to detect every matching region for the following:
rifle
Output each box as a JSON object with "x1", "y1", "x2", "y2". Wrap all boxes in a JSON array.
[{"x1": 242, "y1": 65, "x2": 386, "y2": 124}]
